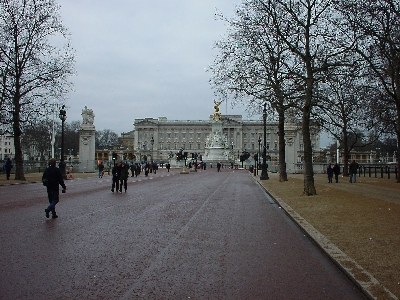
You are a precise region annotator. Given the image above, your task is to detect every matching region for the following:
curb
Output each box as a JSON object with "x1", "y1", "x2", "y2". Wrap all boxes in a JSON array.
[{"x1": 254, "y1": 177, "x2": 398, "y2": 300}]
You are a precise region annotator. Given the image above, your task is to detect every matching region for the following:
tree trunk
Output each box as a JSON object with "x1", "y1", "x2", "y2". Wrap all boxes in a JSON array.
[
  {"x1": 302, "y1": 68, "x2": 316, "y2": 195},
  {"x1": 342, "y1": 127, "x2": 349, "y2": 177},
  {"x1": 396, "y1": 104, "x2": 400, "y2": 183},
  {"x1": 12, "y1": 82, "x2": 25, "y2": 181},
  {"x1": 278, "y1": 110, "x2": 287, "y2": 181},
  {"x1": 13, "y1": 59, "x2": 25, "y2": 180},
  {"x1": 302, "y1": 110, "x2": 316, "y2": 195}
]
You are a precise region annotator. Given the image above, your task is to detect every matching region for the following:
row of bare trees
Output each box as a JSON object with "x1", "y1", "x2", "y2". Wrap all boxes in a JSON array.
[
  {"x1": 20, "y1": 120, "x2": 120, "y2": 161},
  {"x1": 209, "y1": 0, "x2": 400, "y2": 194}
]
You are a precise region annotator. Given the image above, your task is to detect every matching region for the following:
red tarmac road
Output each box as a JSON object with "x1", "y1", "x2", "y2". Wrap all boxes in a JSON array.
[{"x1": 0, "y1": 169, "x2": 366, "y2": 299}]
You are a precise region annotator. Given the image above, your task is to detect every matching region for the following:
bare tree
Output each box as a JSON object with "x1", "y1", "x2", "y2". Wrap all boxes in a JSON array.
[
  {"x1": 315, "y1": 65, "x2": 383, "y2": 174},
  {"x1": 0, "y1": 0, "x2": 75, "y2": 180},
  {"x1": 253, "y1": 0, "x2": 354, "y2": 195},
  {"x1": 210, "y1": 2, "x2": 303, "y2": 182},
  {"x1": 96, "y1": 129, "x2": 119, "y2": 150},
  {"x1": 62, "y1": 121, "x2": 80, "y2": 159},
  {"x1": 337, "y1": 0, "x2": 400, "y2": 182},
  {"x1": 21, "y1": 119, "x2": 53, "y2": 160}
]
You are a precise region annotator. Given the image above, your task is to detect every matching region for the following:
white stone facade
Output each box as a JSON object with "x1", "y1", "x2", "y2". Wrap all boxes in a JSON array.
[
  {"x1": 134, "y1": 115, "x2": 320, "y2": 171},
  {"x1": 0, "y1": 130, "x2": 15, "y2": 160}
]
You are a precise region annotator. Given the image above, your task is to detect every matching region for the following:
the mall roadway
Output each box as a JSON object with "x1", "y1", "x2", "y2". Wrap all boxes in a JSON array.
[{"x1": 0, "y1": 168, "x2": 367, "y2": 300}]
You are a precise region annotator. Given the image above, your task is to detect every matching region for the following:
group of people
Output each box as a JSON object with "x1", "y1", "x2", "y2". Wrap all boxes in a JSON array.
[
  {"x1": 108, "y1": 161, "x2": 161, "y2": 193},
  {"x1": 37, "y1": 156, "x2": 364, "y2": 220},
  {"x1": 111, "y1": 162, "x2": 130, "y2": 193},
  {"x1": 327, "y1": 160, "x2": 359, "y2": 183}
]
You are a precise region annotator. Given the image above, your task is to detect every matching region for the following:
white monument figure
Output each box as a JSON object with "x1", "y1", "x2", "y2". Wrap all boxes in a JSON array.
[
  {"x1": 79, "y1": 106, "x2": 96, "y2": 172},
  {"x1": 204, "y1": 101, "x2": 229, "y2": 162}
]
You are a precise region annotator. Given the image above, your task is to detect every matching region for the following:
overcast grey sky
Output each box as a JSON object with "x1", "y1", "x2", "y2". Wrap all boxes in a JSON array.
[
  {"x1": 57, "y1": 0, "x2": 252, "y2": 134},
  {"x1": 56, "y1": 0, "x2": 331, "y2": 147}
]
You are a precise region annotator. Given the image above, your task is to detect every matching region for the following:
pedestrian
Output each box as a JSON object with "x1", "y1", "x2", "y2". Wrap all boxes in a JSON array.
[
  {"x1": 2, "y1": 161, "x2": 6, "y2": 174},
  {"x1": 144, "y1": 162, "x2": 150, "y2": 176},
  {"x1": 166, "y1": 163, "x2": 170, "y2": 172},
  {"x1": 98, "y1": 161, "x2": 104, "y2": 178},
  {"x1": 119, "y1": 162, "x2": 129, "y2": 192},
  {"x1": 42, "y1": 158, "x2": 66, "y2": 219},
  {"x1": 349, "y1": 160, "x2": 359, "y2": 183},
  {"x1": 152, "y1": 161, "x2": 158, "y2": 174},
  {"x1": 203, "y1": 162, "x2": 206, "y2": 170},
  {"x1": 111, "y1": 162, "x2": 121, "y2": 192},
  {"x1": 217, "y1": 162, "x2": 221, "y2": 172},
  {"x1": 130, "y1": 163, "x2": 136, "y2": 177},
  {"x1": 5, "y1": 158, "x2": 12, "y2": 180},
  {"x1": 332, "y1": 163, "x2": 340, "y2": 183},
  {"x1": 135, "y1": 163, "x2": 141, "y2": 177},
  {"x1": 327, "y1": 164, "x2": 333, "y2": 183}
]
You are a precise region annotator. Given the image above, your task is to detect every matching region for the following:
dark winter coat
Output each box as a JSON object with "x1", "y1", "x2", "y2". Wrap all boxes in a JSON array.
[
  {"x1": 42, "y1": 165, "x2": 66, "y2": 191},
  {"x1": 349, "y1": 161, "x2": 359, "y2": 174}
]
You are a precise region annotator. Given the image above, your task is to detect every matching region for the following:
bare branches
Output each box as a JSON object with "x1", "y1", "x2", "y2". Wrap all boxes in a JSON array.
[{"x1": 0, "y1": 0, "x2": 75, "y2": 180}]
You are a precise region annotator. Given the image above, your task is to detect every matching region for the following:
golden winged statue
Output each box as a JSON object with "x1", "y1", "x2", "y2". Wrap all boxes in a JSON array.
[{"x1": 212, "y1": 100, "x2": 223, "y2": 120}]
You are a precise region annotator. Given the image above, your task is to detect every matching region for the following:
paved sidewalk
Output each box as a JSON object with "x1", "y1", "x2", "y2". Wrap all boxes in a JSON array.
[{"x1": 255, "y1": 172, "x2": 400, "y2": 300}]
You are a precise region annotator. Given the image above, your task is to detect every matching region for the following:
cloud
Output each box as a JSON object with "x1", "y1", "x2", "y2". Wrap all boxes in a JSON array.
[{"x1": 56, "y1": 0, "x2": 248, "y2": 134}]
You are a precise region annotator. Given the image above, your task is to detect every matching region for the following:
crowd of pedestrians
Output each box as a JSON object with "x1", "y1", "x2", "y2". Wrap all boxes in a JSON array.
[{"x1": 34, "y1": 157, "x2": 362, "y2": 220}]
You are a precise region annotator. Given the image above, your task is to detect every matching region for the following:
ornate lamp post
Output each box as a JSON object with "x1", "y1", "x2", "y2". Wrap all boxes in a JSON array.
[
  {"x1": 150, "y1": 137, "x2": 154, "y2": 162},
  {"x1": 59, "y1": 105, "x2": 67, "y2": 179},
  {"x1": 260, "y1": 103, "x2": 269, "y2": 180}
]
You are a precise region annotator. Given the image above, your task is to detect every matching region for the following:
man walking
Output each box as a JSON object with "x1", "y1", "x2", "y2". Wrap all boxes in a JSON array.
[
  {"x1": 349, "y1": 160, "x2": 359, "y2": 183},
  {"x1": 332, "y1": 163, "x2": 340, "y2": 183},
  {"x1": 42, "y1": 158, "x2": 66, "y2": 219},
  {"x1": 119, "y1": 162, "x2": 129, "y2": 193},
  {"x1": 111, "y1": 162, "x2": 121, "y2": 192},
  {"x1": 5, "y1": 158, "x2": 12, "y2": 180}
]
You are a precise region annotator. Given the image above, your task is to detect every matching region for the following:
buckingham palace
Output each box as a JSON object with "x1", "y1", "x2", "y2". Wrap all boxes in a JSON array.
[{"x1": 130, "y1": 115, "x2": 320, "y2": 173}]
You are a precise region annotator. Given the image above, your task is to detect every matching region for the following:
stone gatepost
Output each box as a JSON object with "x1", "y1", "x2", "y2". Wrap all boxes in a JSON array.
[{"x1": 78, "y1": 106, "x2": 96, "y2": 172}]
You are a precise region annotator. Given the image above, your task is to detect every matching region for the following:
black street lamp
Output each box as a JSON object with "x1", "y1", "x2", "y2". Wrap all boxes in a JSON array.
[
  {"x1": 258, "y1": 136, "x2": 261, "y2": 175},
  {"x1": 150, "y1": 137, "x2": 154, "y2": 162},
  {"x1": 59, "y1": 105, "x2": 67, "y2": 179},
  {"x1": 260, "y1": 103, "x2": 269, "y2": 180}
]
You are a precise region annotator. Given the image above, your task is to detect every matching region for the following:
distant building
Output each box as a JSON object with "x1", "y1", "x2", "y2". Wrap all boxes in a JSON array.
[
  {"x1": 132, "y1": 115, "x2": 320, "y2": 173},
  {"x1": 0, "y1": 130, "x2": 15, "y2": 160}
]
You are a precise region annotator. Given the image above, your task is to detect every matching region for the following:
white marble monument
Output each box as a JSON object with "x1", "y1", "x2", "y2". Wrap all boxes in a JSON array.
[
  {"x1": 204, "y1": 101, "x2": 229, "y2": 162},
  {"x1": 79, "y1": 106, "x2": 96, "y2": 172}
]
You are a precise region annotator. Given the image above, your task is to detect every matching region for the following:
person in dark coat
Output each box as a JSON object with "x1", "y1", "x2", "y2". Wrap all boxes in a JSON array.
[
  {"x1": 327, "y1": 164, "x2": 333, "y2": 183},
  {"x1": 166, "y1": 163, "x2": 170, "y2": 172},
  {"x1": 349, "y1": 160, "x2": 359, "y2": 183},
  {"x1": 152, "y1": 162, "x2": 158, "y2": 174},
  {"x1": 98, "y1": 161, "x2": 104, "y2": 178},
  {"x1": 332, "y1": 163, "x2": 340, "y2": 183},
  {"x1": 111, "y1": 162, "x2": 121, "y2": 192},
  {"x1": 119, "y1": 162, "x2": 129, "y2": 192},
  {"x1": 135, "y1": 163, "x2": 141, "y2": 177},
  {"x1": 42, "y1": 158, "x2": 66, "y2": 218},
  {"x1": 5, "y1": 158, "x2": 12, "y2": 180},
  {"x1": 130, "y1": 163, "x2": 136, "y2": 177},
  {"x1": 217, "y1": 162, "x2": 222, "y2": 172}
]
